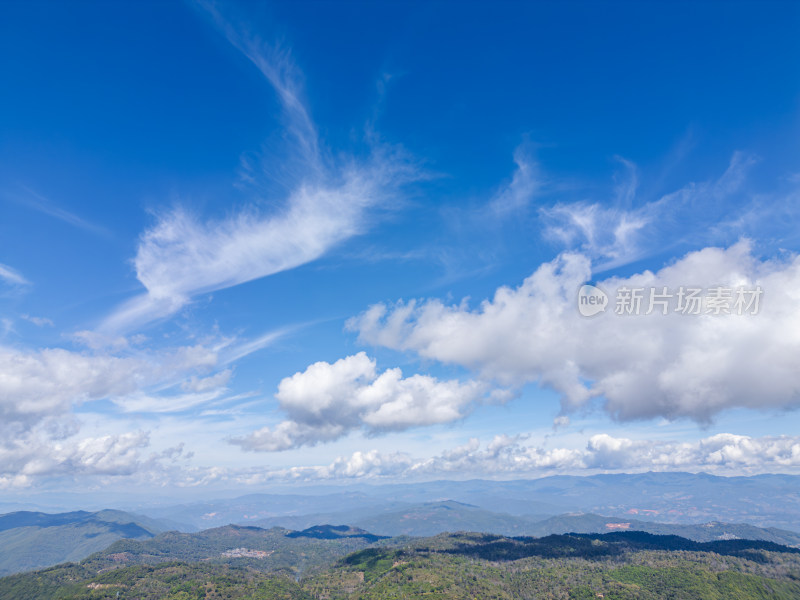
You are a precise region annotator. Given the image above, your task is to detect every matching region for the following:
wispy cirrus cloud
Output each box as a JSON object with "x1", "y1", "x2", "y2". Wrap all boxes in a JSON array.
[
  {"x1": 489, "y1": 144, "x2": 542, "y2": 215},
  {"x1": 104, "y1": 153, "x2": 413, "y2": 333},
  {"x1": 7, "y1": 185, "x2": 111, "y2": 238},
  {"x1": 21, "y1": 314, "x2": 54, "y2": 327},
  {"x1": 196, "y1": 0, "x2": 319, "y2": 167},
  {"x1": 540, "y1": 151, "x2": 761, "y2": 271},
  {"x1": 0, "y1": 263, "x2": 30, "y2": 288},
  {"x1": 541, "y1": 201, "x2": 653, "y2": 269},
  {"x1": 101, "y1": 6, "x2": 418, "y2": 333}
]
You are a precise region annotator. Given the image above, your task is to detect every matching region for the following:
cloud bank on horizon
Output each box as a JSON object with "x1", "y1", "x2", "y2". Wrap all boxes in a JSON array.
[{"x1": 0, "y1": 0, "x2": 799, "y2": 492}]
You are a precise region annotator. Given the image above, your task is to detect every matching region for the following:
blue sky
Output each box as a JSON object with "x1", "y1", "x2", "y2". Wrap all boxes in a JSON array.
[{"x1": 1, "y1": 0, "x2": 800, "y2": 497}]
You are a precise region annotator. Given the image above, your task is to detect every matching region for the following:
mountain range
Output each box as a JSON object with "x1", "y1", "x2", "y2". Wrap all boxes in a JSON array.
[
  {"x1": 3, "y1": 526, "x2": 800, "y2": 600},
  {"x1": 2, "y1": 472, "x2": 799, "y2": 578},
  {"x1": 135, "y1": 472, "x2": 800, "y2": 532}
]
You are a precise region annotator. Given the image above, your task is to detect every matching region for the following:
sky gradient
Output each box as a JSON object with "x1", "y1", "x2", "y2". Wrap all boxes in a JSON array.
[{"x1": 1, "y1": 0, "x2": 800, "y2": 499}]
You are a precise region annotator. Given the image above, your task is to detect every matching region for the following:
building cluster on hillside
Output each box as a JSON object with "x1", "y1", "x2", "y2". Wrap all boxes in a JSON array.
[{"x1": 221, "y1": 548, "x2": 272, "y2": 559}]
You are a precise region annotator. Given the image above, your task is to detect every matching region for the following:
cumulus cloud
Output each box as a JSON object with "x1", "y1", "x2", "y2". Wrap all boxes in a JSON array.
[
  {"x1": 0, "y1": 348, "x2": 147, "y2": 431},
  {"x1": 0, "y1": 324, "x2": 281, "y2": 487},
  {"x1": 225, "y1": 432, "x2": 800, "y2": 484},
  {"x1": 411, "y1": 432, "x2": 800, "y2": 476},
  {"x1": 0, "y1": 425, "x2": 191, "y2": 490},
  {"x1": 9, "y1": 427, "x2": 796, "y2": 489},
  {"x1": 0, "y1": 343, "x2": 223, "y2": 438},
  {"x1": 231, "y1": 352, "x2": 486, "y2": 451},
  {"x1": 261, "y1": 450, "x2": 415, "y2": 482},
  {"x1": 350, "y1": 241, "x2": 800, "y2": 423}
]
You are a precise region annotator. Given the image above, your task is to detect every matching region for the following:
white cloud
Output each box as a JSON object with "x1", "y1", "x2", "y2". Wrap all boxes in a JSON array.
[
  {"x1": 107, "y1": 162, "x2": 406, "y2": 332},
  {"x1": 9, "y1": 185, "x2": 111, "y2": 237},
  {"x1": 489, "y1": 145, "x2": 541, "y2": 215},
  {"x1": 1, "y1": 318, "x2": 14, "y2": 338},
  {"x1": 350, "y1": 240, "x2": 800, "y2": 423},
  {"x1": 0, "y1": 343, "x2": 223, "y2": 435},
  {"x1": 540, "y1": 152, "x2": 758, "y2": 271},
  {"x1": 72, "y1": 330, "x2": 130, "y2": 351},
  {"x1": 612, "y1": 155, "x2": 638, "y2": 205},
  {"x1": 198, "y1": 1, "x2": 319, "y2": 167},
  {"x1": 113, "y1": 389, "x2": 226, "y2": 414},
  {"x1": 250, "y1": 450, "x2": 415, "y2": 482},
  {"x1": 224, "y1": 431, "x2": 800, "y2": 484},
  {"x1": 0, "y1": 263, "x2": 29, "y2": 287},
  {"x1": 182, "y1": 369, "x2": 232, "y2": 393},
  {"x1": 21, "y1": 314, "x2": 54, "y2": 327},
  {"x1": 579, "y1": 432, "x2": 800, "y2": 472},
  {"x1": 220, "y1": 328, "x2": 288, "y2": 365},
  {"x1": 231, "y1": 352, "x2": 486, "y2": 451},
  {"x1": 0, "y1": 424, "x2": 191, "y2": 489},
  {"x1": 412, "y1": 432, "x2": 800, "y2": 476},
  {"x1": 8, "y1": 426, "x2": 798, "y2": 489},
  {"x1": 51, "y1": 431, "x2": 151, "y2": 477},
  {"x1": 101, "y1": 10, "x2": 418, "y2": 333},
  {"x1": 541, "y1": 201, "x2": 653, "y2": 269},
  {"x1": 0, "y1": 348, "x2": 147, "y2": 430}
]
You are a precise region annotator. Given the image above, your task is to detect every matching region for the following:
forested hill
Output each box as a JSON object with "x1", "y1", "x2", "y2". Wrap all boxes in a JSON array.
[
  {"x1": 2, "y1": 529, "x2": 800, "y2": 599},
  {"x1": 72, "y1": 524, "x2": 393, "y2": 576}
]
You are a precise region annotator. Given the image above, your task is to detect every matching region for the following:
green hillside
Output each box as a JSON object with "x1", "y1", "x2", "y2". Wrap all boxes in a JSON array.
[
  {"x1": 3, "y1": 530, "x2": 800, "y2": 600},
  {"x1": 0, "y1": 562, "x2": 310, "y2": 600},
  {"x1": 308, "y1": 531, "x2": 800, "y2": 599},
  {"x1": 78, "y1": 524, "x2": 394, "y2": 578}
]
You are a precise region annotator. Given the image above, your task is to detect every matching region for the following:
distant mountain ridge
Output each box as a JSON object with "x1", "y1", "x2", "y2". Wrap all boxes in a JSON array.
[
  {"x1": 242, "y1": 500, "x2": 800, "y2": 547},
  {"x1": 349, "y1": 472, "x2": 800, "y2": 531},
  {"x1": 0, "y1": 509, "x2": 164, "y2": 576},
  {"x1": 133, "y1": 472, "x2": 800, "y2": 533},
  {"x1": 349, "y1": 500, "x2": 543, "y2": 537},
  {"x1": 525, "y1": 512, "x2": 800, "y2": 546},
  {"x1": 3, "y1": 472, "x2": 798, "y2": 578}
]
